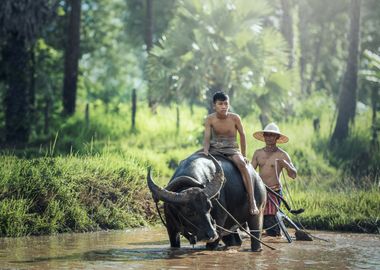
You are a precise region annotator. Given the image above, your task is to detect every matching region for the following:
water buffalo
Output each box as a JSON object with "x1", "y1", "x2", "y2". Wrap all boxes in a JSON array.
[{"x1": 147, "y1": 153, "x2": 267, "y2": 251}]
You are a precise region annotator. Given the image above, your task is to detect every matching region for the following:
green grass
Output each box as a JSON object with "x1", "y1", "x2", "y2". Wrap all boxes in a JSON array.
[
  {"x1": 0, "y1": 102, "x2": 379, "y2": 236},
  {"x1": 0, "y1": 153, "x2": 156, "y2": 237},
  {"x1": 286, "y1": 188, "x2": 380, "y2": 233}
]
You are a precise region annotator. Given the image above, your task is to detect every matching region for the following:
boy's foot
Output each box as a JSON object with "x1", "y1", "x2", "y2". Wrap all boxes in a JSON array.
[{"x1": 249, "y1": 200, "x2": 259, "y2": 215}]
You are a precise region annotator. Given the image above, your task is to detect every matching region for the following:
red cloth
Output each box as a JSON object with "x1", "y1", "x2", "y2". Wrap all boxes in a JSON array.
[{"x1": 264, "y1": 192, "x2": 279, "y2": 216}]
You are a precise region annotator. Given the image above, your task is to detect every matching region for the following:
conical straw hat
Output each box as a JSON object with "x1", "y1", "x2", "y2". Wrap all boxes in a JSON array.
[{"x1": 252, "y1": 123, "x2": 289, "y2": 144}]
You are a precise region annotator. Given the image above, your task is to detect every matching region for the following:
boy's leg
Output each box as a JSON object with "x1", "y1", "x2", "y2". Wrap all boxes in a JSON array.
[{"x1": 231, "y1": 154, "x2": 259, "y2": 215}]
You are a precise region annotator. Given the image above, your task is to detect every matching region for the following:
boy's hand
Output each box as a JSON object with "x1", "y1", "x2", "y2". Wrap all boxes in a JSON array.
[
  {"x1": 243, "y1": 157, "x2": 250, "y2": 164},
  {"x1": 276, "y1": 159, "x2": 290, "y2": 168},
  {"x1": 203, "y1": 150, "x2": 209, "y2": 156}
]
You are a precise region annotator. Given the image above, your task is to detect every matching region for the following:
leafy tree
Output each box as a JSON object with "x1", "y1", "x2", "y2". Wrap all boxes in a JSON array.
[
  {"x1": 279, "y1": 0, "x2": 295, "y2": 69},
  {"x1": 147, "y1": 0, "x2": 291, "y2": 119},
  {"x1": 0, "y1": 0, "x2": 59, "y2": 144},
  {"x1": 125, "y1": 0, "x2": 177, "y2": 111},
  {"x1": 331, "y1": 0, "x2": 362, "y2": 144},
  {"x1": 361, "y1": 49, "x2": 380, "y2": 150},
  {"x1": 296, "y1": 0, "x2": 348, "y2": 96},
  {"x1": 124, "y1": 0, "x2": 177, "y2": 50},
  {"x1": 80, "y1": 0, "x2": 144, "y2": 112}
]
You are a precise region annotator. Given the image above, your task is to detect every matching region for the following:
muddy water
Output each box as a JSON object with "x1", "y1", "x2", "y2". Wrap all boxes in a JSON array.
[{"x1": 0, "y1": 227, "x2": 379, "y2": 269}]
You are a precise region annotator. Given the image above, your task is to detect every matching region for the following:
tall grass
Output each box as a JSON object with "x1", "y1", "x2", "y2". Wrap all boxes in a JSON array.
[
  {"x1": 0, "y1": 153, "x2": 155, "y2": 237},
  {"x1": 1, "y1": 101, "x2": 379, "y2": 236}
]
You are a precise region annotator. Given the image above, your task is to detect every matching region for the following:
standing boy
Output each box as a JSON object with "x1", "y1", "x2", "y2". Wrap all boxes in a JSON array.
[
  {"x1": 203, "y1": 91, "x2": 259, "y2": 215},
  {"x1": 251, "y1": 122, "x2": 297, "y2": 236}
]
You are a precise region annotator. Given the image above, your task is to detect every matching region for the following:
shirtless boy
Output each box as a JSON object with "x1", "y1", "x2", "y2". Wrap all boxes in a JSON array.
[
  {"x1": 203, "y1": 91, "x2": 259, "y2": 215},
  {"x1": 251, "y1": 122, "x2": 297, "y2": 235}
]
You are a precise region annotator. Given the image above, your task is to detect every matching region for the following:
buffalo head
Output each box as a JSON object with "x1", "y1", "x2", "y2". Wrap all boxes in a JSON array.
[{"x1": 147, "y1": 154, "x2": 224, "y2": 244}]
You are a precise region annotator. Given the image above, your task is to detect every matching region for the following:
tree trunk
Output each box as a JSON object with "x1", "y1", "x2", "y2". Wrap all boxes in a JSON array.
[
  {"x1": 29, "y1": 44, "x2": 36, "y2": 134},
  {"x1": 305, "y1": 26, "x2": 324, "y2": 95},
  {"x1": 62, "y1": 0, "x2": 81, "y2": 116},
  {"x1": 44, "y1": 97, "x2": 50, "y2": 135},
  {"x1": 3, "y1": 33, "x2": 31, "y2": 144},
  {"x1": 85, "y1": 102, "x2": 89, "y2": 129},
  {"x1": 280, "y1": 0, "x2": 294, "y2": 69},
  {"x1": 298, "y1": 2, "x2": 308, "y2": 94},
  {"x1": 176, "y1": 104, "x2": 180, "y2": 134},
  {"x1": 145, "y1": 0, "x2": 153, "y2": 52},
  {"x1": 371, "y1": 86, "x2": 379, "y2": 151},
  {"x1": 331, "y1": 0, "x2": 361, "y2": 144},
  {"x1": 259, "y1": 113, "x2": 270, "y2": 129},
  {"x1": 131, "y1": 88, "x2": 137, "y2": 131},
  {"x1": 146, "y1": 0, "x2": 156, "y2": 112}
]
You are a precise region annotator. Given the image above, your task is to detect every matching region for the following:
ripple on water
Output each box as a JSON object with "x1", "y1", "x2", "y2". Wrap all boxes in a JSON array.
[{"x1": 0, "y1": 228, "x2": 379, "y2": 270}]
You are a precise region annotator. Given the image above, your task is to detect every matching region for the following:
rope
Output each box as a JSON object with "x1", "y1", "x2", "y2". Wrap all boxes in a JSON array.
[
  {"x1": 216, "y1": 220, "x2": 282, "y2": 234},
  {"x1": 278, "y1": 162, "x2": 329, "y2": 242},
  {"x1": 214, "y1": 199, "x2": 275, "y2": 250},
  {"x1": 281, "y1": 172, "x2": 296, "y2": 209},
  {"x1": 177, "y1": 211, "x2": 201, "y2": 231},
  {"x1": 155, "y1": 201, "x2": 167, "y2": 228}
]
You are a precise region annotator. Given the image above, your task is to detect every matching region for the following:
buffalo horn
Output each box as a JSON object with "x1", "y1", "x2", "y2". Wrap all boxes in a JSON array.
[
  {"x1": 203, "y1": 154, "x2": 225, "y2": 199},
  {"x1": 147, "y1": 167, "x2": 190, "y2": 203}
]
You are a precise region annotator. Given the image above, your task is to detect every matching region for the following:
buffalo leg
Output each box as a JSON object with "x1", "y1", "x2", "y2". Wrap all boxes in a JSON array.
[
  {"x1": 222, "y1": 233, "x2": 242, "y2": 247},
  {"x1": 206, "y1": 238, "x2": 220, "y2": 250},
  {"x1": 166, "y1": 223, "x2": 180, "y2": 248}
]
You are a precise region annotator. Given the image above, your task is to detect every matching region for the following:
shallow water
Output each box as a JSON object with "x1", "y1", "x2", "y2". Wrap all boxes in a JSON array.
[{"x1": 0, "y1": 227, "x2": 379, "y2": 269}]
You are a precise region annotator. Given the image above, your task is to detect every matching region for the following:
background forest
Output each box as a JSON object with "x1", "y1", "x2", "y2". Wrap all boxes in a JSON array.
[{"x1": 0, "y1": 0, "x2": 379, "y2": 237}]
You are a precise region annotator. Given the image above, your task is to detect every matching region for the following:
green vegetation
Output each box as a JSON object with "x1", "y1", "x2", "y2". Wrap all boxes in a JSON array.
[
  {"x1": 1, "y1": 103, "x2": 379, "y2": 236},
  {"x1": 0, "y1": 153, "x2": 154, "y2": 237}
]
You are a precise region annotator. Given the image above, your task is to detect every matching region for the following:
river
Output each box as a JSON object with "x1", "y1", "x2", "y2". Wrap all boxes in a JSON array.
[{"x1": 0, "y1": 226, "x2": 379, "y2": 269}]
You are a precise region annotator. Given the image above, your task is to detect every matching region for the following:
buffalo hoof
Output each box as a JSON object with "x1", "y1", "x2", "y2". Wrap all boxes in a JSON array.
[
  {"x1": 206, "y1": 241, "x2": 220, "y2": 250},
  {"x1": 251, "y1": 246, "x2": 263, "y2": 252},
  {"x1": 251, "y1": 243, "x2": 263, "y2": 252}
]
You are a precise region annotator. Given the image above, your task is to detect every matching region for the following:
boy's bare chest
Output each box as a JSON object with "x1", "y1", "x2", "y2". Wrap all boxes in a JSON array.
[{"x1": 211, "y1": 118, "x2": 236, "y2": 136}]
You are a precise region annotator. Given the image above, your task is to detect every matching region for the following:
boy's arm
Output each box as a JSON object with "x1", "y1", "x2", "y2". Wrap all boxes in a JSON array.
[
  {"x1": 278, "y1": 152, "x2": 297, "y2": 179},
  {"x1": 203, "y1": 116, "x2": 212, "y2": 155},
  {"x1": 235, "y1": 115, "x2": 247, "y2": 157}
]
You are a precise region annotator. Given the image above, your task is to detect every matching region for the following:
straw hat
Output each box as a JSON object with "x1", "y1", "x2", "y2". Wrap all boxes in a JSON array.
[{"x1": 253, "y1": 123, "x2": 289, "y2": 144}]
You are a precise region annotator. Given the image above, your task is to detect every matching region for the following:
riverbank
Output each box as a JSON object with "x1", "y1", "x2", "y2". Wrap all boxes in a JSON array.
[
  {"x1": 1, "y1": 153, "x2": 379, "y2": 237},
  {"x1": 0, "y1": 153, "x2": 156, "y2": 237}
]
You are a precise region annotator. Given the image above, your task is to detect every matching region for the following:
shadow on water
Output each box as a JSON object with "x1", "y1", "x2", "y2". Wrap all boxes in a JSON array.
[
  {"x1": 127, "y1": 240, "x2": 170, "y2": 246},
  {"x1": 82, "y1": 247, "x2": 207, "y2": 261},
  {"x1": 11, "y1": 247, "x2": 209, "y2": 264}
]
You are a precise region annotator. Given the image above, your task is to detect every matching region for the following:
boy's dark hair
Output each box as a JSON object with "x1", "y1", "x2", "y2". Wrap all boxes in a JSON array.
[{"x1": 213, "y1": 91, "x2": 229, "y2": 103}]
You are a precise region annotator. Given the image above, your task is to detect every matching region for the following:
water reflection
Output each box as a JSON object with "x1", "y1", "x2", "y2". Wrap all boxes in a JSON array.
[{"x1": 0, "y1": 227, "x2": 379, "y2": 269}]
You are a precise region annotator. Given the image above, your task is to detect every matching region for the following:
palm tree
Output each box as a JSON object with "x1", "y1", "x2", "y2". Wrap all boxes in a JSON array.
[{"x1": 147, "y1": 0, "x2": 290, "y2": 117}]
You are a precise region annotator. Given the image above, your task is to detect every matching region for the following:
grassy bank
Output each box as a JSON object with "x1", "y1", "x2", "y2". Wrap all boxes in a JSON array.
[
  {"x1": 0, "y1": 153, "x2": 155, "y2": 237},
  {"x1": 0, "y1": 102, "x2": 379, "y2": 236}
]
